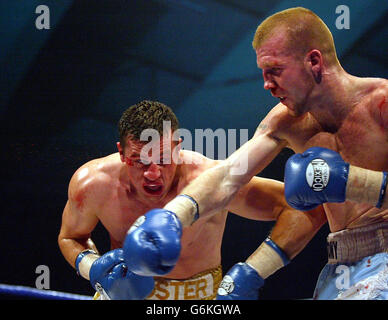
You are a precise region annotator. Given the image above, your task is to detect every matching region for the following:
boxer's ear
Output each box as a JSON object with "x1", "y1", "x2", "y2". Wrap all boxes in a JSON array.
[
  {"x1": 117, "y1": 142, "x2": 125, "y2": 162},
  {"x1": 175, "y1": 137, "x2": 183, "y2": 151},
  {"x1": 170, "y1": 137, "x2": 183, "y2": 166},
  {"x1": 305, "y1": 49, "x2": 323, "y2": 84}
]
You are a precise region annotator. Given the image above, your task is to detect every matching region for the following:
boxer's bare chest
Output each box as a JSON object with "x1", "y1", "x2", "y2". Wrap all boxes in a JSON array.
[
  {"x1": 97, "y1": 189, "x2": 160, "y2": 247},
  {"x1": 98, "y1": 178, "x2": 196, "y2": 247},
  {"x1": 295, "y1": 105, "x2": 388, "y2": 231},
  {"x1": 95, "y1": 159, "x2": 226, "y2": 256},
  {"x1": 303, "y1": 107, "x2": 388, "y2": 171}
]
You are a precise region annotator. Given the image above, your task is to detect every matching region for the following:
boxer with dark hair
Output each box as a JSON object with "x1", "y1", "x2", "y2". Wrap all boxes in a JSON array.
[
  {"x1": 58, "y1": 100, "x2": 322, "y2": 300},
  {"x1": 125, "y1": 7, "x2": 388, "y2": 300}
]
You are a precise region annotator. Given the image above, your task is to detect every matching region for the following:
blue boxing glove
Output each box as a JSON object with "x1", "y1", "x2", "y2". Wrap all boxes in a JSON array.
[
  {"x1": 284, "y1": 147, "x2": 349, "y2": 211},
  {"x1": 123, "y1": 208, "x2": 182, "y2": 276},
  {"x1": 76, "y1": 249, "x2": 154, "y2": 300},
  {"x1": 216, "y1": 263, "x2": 264, "y2": 300},
  {"x1": 217, "y1": 237, "x2": 289, "y2": 300}
]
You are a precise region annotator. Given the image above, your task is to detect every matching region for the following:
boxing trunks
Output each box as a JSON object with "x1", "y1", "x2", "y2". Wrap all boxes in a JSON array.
[
  {"x1": 313, "y1": 222, "x2": 388, "y2": 300},
  {"x1": 92, "y1": 265, "x2": 222, "y2": 300},
  {"x1": 147, "y1": 265, "x2": 222, "y2": 300}
]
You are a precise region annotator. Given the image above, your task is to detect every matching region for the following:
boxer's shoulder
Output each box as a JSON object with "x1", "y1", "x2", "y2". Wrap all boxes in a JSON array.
[
  {"x1": 260, "y1": 103, "x2": 318, "y2": 134},
  {"x1": 371, "y1": 80, "x2": 388, "y2": 111},
  {"x1": 175, "y1": 150, "x2": 221, "y2": 188},
  {"x1": 179, "y1": 150, "x2": 220, "y2": 172},
  {"x1": 72, "y1": 153, "x2": 120, "y2": 183},
  {"x1": 355, "y1": 79, "x2": 388, "y2": 127},
  {"x1": 358, "y1": 78, "x2": 387, "y2": 106},
  {"x1": 69, "y1": 153, "x2": 121, "y2": 206},
  {"x1": 261, "y1": 104, "x2": 321, "y2": 150},
  {"x1": 260, "y1": 103, "x2": 289, "y2": 127},
  {"x1": 372, "y1": 77, "x2": 388, "y2": 92}
]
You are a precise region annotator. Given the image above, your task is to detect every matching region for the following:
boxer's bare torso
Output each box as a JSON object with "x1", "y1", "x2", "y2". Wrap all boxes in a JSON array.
[
  {"x1": 62, "y1": 150, "x2": 226, "y2": 279},
  {"x1": 60, "y1": 149, "x2": 286, "y2": 279},
  {"x1": 267, "y1": 78, "x2": 388, "y2": 232}
]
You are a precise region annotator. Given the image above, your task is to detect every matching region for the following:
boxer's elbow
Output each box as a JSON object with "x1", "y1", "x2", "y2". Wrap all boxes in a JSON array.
[
  {"x1": 218, "y1": 163, "x2": 246, "y2": 203},
  {"x1": 195, "y1": 162, "x2": 243, "y2": 215}
]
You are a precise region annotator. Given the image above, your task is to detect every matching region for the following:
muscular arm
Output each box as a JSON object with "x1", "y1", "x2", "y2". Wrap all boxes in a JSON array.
[
  {"x1": 226, "y1": 176, "x2": 290, "y2": 221},
  {"x1": 227, "y1": 176, "x2": 327, "y2": 281},
  {"x1": 59, "y1": 164, "x2": 156, "y2": 299},
  {"x1": 240, "y1": 204, "x2": 327, "y2": 283},
  {"x1": 165, "y1": 125, "x2": 288, "y2": 227},
  {"x1": 346, "y1": 166, "x2": 388, "y2": 209},
  {"x1": 216, "y1": 176, "x2": 326, "y2": 299},
  {"x1": 58, "y1": 168, "x2": 100, "y2": 269},
  {"x1": 345, "y1": 87, "x2": 388, "y2": 208},
  {"x1": 226, "y1": 176, "x2": 327, "y2": 260},
  {"x1": 258, "y1": 205, "x2": 326, "y2": 260}
]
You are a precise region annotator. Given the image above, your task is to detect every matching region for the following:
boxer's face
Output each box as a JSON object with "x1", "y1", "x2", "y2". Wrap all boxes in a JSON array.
[
  {"x1": 118, "y1": 132, "x2": 181, "y2": 202},
  {"x1": 255, "y1": 32, "x2": 314, "y2": 116}
]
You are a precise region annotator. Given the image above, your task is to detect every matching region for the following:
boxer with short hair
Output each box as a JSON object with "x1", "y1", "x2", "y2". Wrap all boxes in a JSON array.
[
  {"x1": 58, "y1": 100, "x2": 323, "y2": 300},
  {"x1": 125, "y1": 7, "x2": 388, "y2": 300}
]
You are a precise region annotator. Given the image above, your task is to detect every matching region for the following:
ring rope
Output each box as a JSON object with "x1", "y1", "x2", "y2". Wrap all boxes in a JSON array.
[{"x1": 0, "y1": 283, "x2": 92, "y2": 300}]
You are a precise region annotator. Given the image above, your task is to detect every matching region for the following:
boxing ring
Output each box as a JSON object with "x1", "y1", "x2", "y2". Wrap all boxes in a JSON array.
[{"x1": 0, "y1": 283, "x2": 92, "y2": 300}]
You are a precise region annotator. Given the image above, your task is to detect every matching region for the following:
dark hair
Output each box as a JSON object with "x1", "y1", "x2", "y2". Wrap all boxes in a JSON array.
[{"x1": 118, "y1": 100, "x2": 179, "y2": 147}]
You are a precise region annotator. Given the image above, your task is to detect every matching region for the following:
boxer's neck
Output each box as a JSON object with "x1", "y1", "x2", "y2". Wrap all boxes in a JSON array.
[{"x1": 308, "y1": 68, "x2": 361, "y2": 132}]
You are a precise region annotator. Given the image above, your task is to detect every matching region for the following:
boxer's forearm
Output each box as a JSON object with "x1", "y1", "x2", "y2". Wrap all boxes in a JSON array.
[
  {"x1": 167, "y1": 162, "x2": 241, "y2": 227},
  {"x1": 269, "y1": 206, "x2": 326, "y2": 259},
  {"x1": 246, "y1": 205, "x2": 326, "y2": 278},
  {"x1": 346, "y1": 166, "x2": 388, "y2": 209},
  {"x1": 167, "y1": 134, "x2": 285, "y2": 227},
  {"x1": 58, "y1": 235, "x2": 98, "y2": 269}
]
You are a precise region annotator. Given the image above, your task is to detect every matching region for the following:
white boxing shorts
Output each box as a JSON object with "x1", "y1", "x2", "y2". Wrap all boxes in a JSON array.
[{"x1": 313, "y1": 222, "x2": 388, "y2": 300}]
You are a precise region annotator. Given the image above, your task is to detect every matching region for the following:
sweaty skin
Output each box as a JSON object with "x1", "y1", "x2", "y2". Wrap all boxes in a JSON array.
[
  {"x1": 263, "y1": 81, "x2": 388, "y2": 231},
  {"x1": 59, "y1": 147, "x2": 324, "y2": 279},
  {"x1": 174, "y1": 31, "x2": 387, "y2": 237}
]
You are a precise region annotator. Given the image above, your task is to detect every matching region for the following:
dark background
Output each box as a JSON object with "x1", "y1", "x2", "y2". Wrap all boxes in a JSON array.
[{"x1": 0, "y1": 0, "x2": 387, "y2": 300}]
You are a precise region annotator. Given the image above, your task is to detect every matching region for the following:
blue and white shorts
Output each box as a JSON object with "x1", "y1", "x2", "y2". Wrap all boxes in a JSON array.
[{"x1": 313, "y1": 222, "x2": 388, "y2": 300}]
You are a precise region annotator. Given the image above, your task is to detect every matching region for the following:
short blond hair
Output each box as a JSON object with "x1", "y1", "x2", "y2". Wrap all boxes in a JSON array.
[{"x1": 252, "y1": 7, "x2": 339, "y2": 66}]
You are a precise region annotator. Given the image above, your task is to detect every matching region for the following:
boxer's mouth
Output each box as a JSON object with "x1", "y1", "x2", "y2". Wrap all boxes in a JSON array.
[
  {"x1": 143, "y1": 184, "x2": 163, "y2": 195},
  {"x1": 271, "y1": 91, "x2": 286, "y2": 102}
]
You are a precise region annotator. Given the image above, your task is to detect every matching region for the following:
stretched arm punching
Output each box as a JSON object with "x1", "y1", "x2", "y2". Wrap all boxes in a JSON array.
[{"x1": 164, "y1": 131, "x2": 287, "y2": 227}]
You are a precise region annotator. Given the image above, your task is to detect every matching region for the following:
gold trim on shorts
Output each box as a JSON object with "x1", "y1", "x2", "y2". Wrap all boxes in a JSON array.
[
  {"x1": 146, "y1": 265, "x2": 223, "y2": 300},
  {"x1": 93, "y1": 291, "x2": 101, "y2": 300}
]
